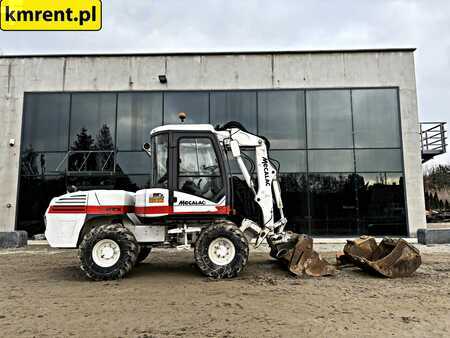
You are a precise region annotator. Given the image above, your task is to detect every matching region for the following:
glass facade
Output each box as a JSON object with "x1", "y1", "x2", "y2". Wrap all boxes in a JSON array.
[{"x1": 19, "y1": 89, "x2": 406, "y2": 236}]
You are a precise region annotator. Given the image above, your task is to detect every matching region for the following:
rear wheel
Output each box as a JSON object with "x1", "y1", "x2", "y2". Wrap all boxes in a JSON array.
[
  {"x1": 194, "y1": 221, "x2": 249, "y2": 279},
  {"x1": 137, "y1": 246, "x2": 152, "y2": 263},
  {"x1": 79, "y1": 223, "x2": 138, "y2": 281}
]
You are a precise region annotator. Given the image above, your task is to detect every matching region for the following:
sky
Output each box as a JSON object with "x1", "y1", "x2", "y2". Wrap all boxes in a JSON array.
[{"x1": 1, "y1": 0, "x2": 449, "y2": 165}]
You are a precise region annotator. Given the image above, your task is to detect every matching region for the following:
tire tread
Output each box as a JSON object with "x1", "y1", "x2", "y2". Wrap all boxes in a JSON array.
[
  {"x1": 79, "y1": 223, "x2": 138, "y2": 281},
  {"x1": 194, "y1": 220, "x2": 249, "y2": 279}
]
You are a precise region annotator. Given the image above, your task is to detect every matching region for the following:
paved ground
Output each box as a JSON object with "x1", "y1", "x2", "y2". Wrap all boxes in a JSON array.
[{"x1": 1, "y1": 244, "x2": 450, "y2": 338}]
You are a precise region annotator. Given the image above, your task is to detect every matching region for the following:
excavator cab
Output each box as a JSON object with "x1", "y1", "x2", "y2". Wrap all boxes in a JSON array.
[
  {"x1": 142, "y1": 126, "x2": 230, "y2": 218},
  {"x1": 142, "y1": 123, "x2": 267, "y2": 226}
]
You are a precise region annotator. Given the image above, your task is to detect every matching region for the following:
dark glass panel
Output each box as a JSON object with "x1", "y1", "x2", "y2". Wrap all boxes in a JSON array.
[
  {"x1": 116, "y1": 152, "x2": 151, "y2": 175},
  {"x1": 22, "y1": 93, "x2": 70, "y2": 152},
  {"x1": 269, "y1": 150, "x2": 306, "y2": 173},
  {"x1": 117, "y1": 92, "x2": 163, "y2": 151},
  {"x1": 352, "y1": 89, "x2": 401, "y2": 148},
  {"x1": 355, "y1": 149, "x2": 402, "y2": 172},
  {"x1": 210, "y1": 91, "x2": 257, "y2": 133},
  {"x1": 306, "y1": 90, "x2": 353, "y2": 148},
  {"x1": 17, "y1": 175, "x2": 66, "y2": 236},
  {"x1": 309, "y1": 173, "x2": 358, "y2": 235},
  {"x1": 67, "y1": 150, "x2": 115, "y2": 172},
  {"x1": 308, "y1": 150, "x2": 354, "y2": 173},
  {"x1": 115, "y1": 175, "x2": 151, "y2": 192},
  {"x1": 163, "y1": 92, "x2": 209, "y2": 124},
  {"x1": 258, "y1": 90, "x2": 306, "y2": 149},
  {"x1": 70, "y1": 93, "x2": 116, "y2": 151},
  {"x1": 357, "y1": 173, "x2": 407, "y2": 236},
  {"x1": 66, "y1": 175, "x2": 116, "y2": 191},
  {"x1": 279, "y1": 173, "x2": 309, "y2": 233},
  {"x1": 21, "y1": 152, "x2": 66, "y2": 176},
  {"x1": 225, "y1": 150, "x2": 255, "y2": 175}
]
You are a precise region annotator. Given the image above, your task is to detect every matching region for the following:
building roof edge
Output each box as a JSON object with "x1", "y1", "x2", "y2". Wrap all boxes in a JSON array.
[{"x1": 0, "y1": 48, "x2": 417, "y2": 59}]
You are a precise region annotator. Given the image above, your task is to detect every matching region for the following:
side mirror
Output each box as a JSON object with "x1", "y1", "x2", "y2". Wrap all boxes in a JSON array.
[{"x1": 143, "y1": 142, "x2": 152, "y2": 157}]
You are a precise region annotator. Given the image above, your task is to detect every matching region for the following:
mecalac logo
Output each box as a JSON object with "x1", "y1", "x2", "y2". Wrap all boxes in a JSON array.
[
  {"x1": 179, "y1": 200, "x2": 206, "y2": 206},
  {"x1": 261, "y1": 157, "x2": 271, "y2": 186}
]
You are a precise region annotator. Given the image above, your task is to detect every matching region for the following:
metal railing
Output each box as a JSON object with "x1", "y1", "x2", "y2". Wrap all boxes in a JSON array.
[
  {"x1": 421, "y1": 122, "x2": 447, "y2": 163},
  {"x1": 56, "y1": 150, "x2": 116, "y2": 174}
]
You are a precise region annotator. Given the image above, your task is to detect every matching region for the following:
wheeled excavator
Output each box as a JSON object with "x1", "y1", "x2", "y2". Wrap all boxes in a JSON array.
[{"x1": 44, "y1": 117, "x2": 335, "y2": 280}]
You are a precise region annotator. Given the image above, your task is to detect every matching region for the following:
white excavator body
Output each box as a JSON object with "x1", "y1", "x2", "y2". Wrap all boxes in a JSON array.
[{"x1": 44, "y1": 121, "x2": 331, "y2": 280}]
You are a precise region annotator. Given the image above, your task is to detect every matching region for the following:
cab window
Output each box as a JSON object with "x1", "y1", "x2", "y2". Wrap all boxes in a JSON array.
[
  {"x1": 178, "y1": 138, "x2": 224, "y2": 202},
  {"x1": 153, "y1": 134, "x2": 169, "y2": 188}
]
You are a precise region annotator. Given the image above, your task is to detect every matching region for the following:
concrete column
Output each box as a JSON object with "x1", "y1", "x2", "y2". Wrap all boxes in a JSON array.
[
  {"x1": 0, "y1": 59, "x2": 19, "y2": 232},
  {"x1": 398, "y1": 55, "x2": 427, "y2": 236},
  {"x1": 0, "y1": 59, "x2": 27, "y2": 246}
]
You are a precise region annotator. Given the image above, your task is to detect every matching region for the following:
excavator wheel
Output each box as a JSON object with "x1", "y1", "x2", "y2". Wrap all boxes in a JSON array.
[
  {"x1": 194, "y1": 221, "x2": 249, "y2": 279},
  {"x1": 79, "y1": 223, "x2": 139, "y2": 281}
]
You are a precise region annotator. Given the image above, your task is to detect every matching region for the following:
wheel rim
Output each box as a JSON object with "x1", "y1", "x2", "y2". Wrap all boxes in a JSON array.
[
  {"x1": 208, "y1": 237, "x2": 236, "y2": 266},
  {"x1": 92, "y1": 239, "x2": 121, "y2": 268}
]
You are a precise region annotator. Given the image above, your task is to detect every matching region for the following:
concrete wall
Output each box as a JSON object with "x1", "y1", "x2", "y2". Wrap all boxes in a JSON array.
[{"x1": 0, "y1": 50, "x2": 426, "y2": 236}]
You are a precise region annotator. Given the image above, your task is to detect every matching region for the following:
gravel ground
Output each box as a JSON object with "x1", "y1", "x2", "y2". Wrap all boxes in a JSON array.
[{"x1": 1, "y1": 244, "x2": 450, "y2": 338}]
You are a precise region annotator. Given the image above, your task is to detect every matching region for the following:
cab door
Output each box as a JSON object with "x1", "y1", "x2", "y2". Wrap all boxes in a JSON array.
[
  {"x1": 172, "y1": 133, "x2": 227, "y2": 215},
  {"x1": 136, "y1": 132, "x2": 171, "y2": 217}
]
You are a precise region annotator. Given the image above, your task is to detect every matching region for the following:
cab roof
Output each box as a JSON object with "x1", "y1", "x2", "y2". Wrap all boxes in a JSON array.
[{"x1": 150, "y1": 124, "x2": 217, "y2": 135}]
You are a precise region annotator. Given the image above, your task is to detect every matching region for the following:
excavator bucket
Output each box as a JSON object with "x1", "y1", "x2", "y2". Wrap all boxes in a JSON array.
[
  {"x1": 337, "y1": 236, "x2": 421, "y2": 278},
  {"x1": 269, "y1": 234, "x2": 336, "y2": 277}
]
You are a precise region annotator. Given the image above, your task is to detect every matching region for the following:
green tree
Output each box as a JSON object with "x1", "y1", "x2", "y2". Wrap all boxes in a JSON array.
[
  {"x1": 95, "y1": 124, "x2": 114, "y2": 150},
  {"x1": 95, "y1": 124, "x2": 114, "y2": 171},
  {"x1": 69, "y1": 127, "x2": 96, "y2": 171},
  {"x1": 424, "y1": 164, "x2": 450, "y2": 191},
  {"x1": 432, "y1": 192, "x2": 439, "y2": 210},
  {"x1": 424, "y1": 191, "x2": 430, "y2": 210},
  {"x1": 71, "y1": 127, "x2": 95, "y2": 151}
]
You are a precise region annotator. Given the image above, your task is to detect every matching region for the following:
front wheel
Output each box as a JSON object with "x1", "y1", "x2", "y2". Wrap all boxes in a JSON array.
[
  {"x1": 194, "y1": 221, "x2": 249, "y2": 279},
  {"x1": 79, "y1": 223, "x2": 139, "y2": 281}
]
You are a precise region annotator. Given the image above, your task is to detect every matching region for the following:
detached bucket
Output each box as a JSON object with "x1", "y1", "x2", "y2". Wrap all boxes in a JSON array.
[
  {"x1": 270, "y1": 234, "x2": 336, "y2": 277},
  {"x1": 338, "y1": 236, "x2": 421, "y2": 278}
]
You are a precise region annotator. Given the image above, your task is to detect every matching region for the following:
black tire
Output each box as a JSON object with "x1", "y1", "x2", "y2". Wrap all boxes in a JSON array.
[
  {"x1": 79, "y1": 223, "x2": 138, "y2": 281},
  {"x1": 194, "y1": 221, "x2": 249, "y2": 279},
  {"x1": 136, "y1": 246, "x2": 152, "y2": 263}
]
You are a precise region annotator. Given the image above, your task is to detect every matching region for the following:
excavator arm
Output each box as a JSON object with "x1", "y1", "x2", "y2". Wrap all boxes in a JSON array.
[
  {"x1": 219, "y1": 127, "x2": 287, "y2": 245},
  {"x1": 217, "y1": 125, "x2": 335, "y2": 277}
]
